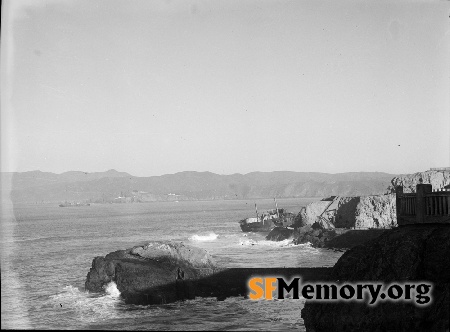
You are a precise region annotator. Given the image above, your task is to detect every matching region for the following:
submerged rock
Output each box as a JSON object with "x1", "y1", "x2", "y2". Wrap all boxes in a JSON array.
[
  {"x1": 85, "y1": 241, "x2": 216, "y2": 304},
  {"x1": 301, "y1": 225, "x2": 450, "y2": 331}
]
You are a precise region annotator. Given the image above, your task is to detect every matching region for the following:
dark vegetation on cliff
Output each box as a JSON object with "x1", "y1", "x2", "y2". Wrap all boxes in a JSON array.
[{"x1": 3, "y1": 170, "x2": 395, "y2": 203}]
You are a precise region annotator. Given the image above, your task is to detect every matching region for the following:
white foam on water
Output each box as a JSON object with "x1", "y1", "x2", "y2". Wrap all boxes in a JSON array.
[
  {"x1": 239, "y1": 239, "x2": 258, "y2": 246},
  {"x1": 238, "y1": 238, "x2": 312, "y2": 248},
  {"x1": 190, "y1": 232, "x2": 219, "y2": 242},
  {"x1": 104, "y1": 281, "x2": 121, "y2": 298},
  {"x1": 47, "y1": 284, "x2": 125, "y2": 323}
]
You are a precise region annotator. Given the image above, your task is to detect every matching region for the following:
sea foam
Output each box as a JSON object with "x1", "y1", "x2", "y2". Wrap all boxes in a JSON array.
[
  {"x1": 47, "y1": 283, "x2": 123, "y2": 323},
  {"x1": 239, "y1": 238, "x2": 313, "y2": 248},
  {"x1": 189, "y1": 232, "x2": 218, "y2": 242},
  {"x1": 104, "y1": 281, "x2": 121, "y2": 298}
]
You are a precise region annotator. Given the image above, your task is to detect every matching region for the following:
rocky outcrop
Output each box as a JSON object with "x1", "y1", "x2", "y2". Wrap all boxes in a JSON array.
[
  {"x1": 333, "y1": 197, "x2": 360, "y2": 228},
  {"x1": 353, "y1": 194, "x2": 396, "y2": 228},
  {"x1": 85, "y1": 241, "x2": 216, "y2": 304},
  {"x1": 292, "y1": 225, "x2": 386, "y2": 249},
  {"x1": 323, "y1": 228, "x2": 387, "y2": 249},
  {"x1": 85, "y1": 240, "x2": 333, "y2": 304},
  {"x1": 296, "y1": 194, "x2": 396, "y2": 229},
  {"x1": 266, "y1": 227, "x2": 294, "y2": 241},
  {"x1": 297, "y1": 201, "x2": 334, "y2": 226},
  {"x1": 387, "y1": 170, "x2": 450, "y2": 193},
  {"x1": 295, "y1": 170, "x2": 449, "y2": 230},
  {"x1": 301, "y1": 225, "x2": 450, "y2": 331},
  {"x1": 293, "y1": 225, "x2": 342, "y2": 248}
]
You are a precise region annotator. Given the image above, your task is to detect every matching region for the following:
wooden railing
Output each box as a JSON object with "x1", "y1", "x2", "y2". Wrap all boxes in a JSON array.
[
  {"x1": 425, "y1": 192, "x2": 450, "y2": 216},
  {"x1": 396, "y1": 184, "x2": 450, "y2": 226},
  {"x1": 398, "y1": 194, "x2": 416, "y2": 216}
]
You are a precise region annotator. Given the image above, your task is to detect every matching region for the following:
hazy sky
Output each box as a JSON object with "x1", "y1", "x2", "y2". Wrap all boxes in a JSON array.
[{"x1": 2, "y1": 0, "x2": 449, "y2": 176}]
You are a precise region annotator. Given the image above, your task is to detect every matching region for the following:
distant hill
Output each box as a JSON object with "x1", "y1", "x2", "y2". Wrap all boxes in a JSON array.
[{"x1": 1, "y1": 170, "x2": 397, "y2": 203}]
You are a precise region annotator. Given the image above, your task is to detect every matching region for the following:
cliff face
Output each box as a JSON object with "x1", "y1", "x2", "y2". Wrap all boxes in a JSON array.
[
  {"x1": 301, "y1": 225, "x2": 450, "y2": 331},
  {"x1": 298, "y1": 201, "x2": 333, "y2": 226},
  {"x1": 297, "y1": 194, "x2": 396, "y2": 229},
  {"x1": 387, "y1": 170, "x2": 450, "y2": 193},
  {"x1": 354, "y1": 194, "x2": 397, "y2": 228}
]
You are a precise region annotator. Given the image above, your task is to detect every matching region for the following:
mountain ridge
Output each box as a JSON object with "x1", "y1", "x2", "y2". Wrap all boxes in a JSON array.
[{"x1": 2, "y1": 170, "x2": 397, "y2": 203}]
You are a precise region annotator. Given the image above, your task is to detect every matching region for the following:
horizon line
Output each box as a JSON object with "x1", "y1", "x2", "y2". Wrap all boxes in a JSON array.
[{"x1": 3, "y1": 168, "x2": 443, "y2": 177}]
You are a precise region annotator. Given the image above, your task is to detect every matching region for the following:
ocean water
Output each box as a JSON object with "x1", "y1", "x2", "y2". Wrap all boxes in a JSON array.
[{"x1": 1, "y1": 198, "x2": 344, "y2": 330}]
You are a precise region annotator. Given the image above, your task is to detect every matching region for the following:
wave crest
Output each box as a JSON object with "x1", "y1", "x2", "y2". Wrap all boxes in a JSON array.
[
  {"x1": 189, "y1": 232, "x2": 218, "y2": 242},
  {"x1": 104, "y1": 281, "x2": 121, "y2": 298},
  {"x1": 239, "y1": 239, "x2": 311, "y2": 247},
  {"x1": 47, "y1": 284, "x2": 122, "y2": 323}
]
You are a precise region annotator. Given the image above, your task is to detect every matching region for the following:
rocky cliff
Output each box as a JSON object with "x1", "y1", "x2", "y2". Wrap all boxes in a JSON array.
[
  {"x1": 296, "y1": 194, "x2": 396, "y2": 229},
  {"x1": 301, "y1": 225, "x2": 450, "y2": 331},
  {"x1": 295, "y1": 169, "x2": 450, "y2": 230},
  {"x1": 387, "y1": 170, "x2": 450, "y2": 193},
  {"x1": 354, "y1": 194, "x2": 397, "y2": 228},
  {"x1": 85, "y1": 241, "x2": 216, "y2": 304}
]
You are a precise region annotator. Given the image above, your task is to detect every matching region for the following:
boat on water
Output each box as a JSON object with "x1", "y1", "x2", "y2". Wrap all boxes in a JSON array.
[{"x1": 238, "y1": 200, "x2": 296, "y2": 232}]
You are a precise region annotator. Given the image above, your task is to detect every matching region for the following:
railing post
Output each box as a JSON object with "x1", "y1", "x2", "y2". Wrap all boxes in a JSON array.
[
  {"x1": 416, "y1": 184, "x2": 432, "y2": 223},
  {"x1": 395, "y1": 186, "x2": 403, "y2": 222}
]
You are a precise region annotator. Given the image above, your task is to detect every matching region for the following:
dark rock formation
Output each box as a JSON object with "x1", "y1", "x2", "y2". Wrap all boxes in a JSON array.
[
  {"x1": 293, "y1": 225, "x2": 340, "y2": 248},
  {"x1": 301, "y1": 225, "x2": 450, "y2": 331},
  {"x1": 194, "y1": 267, "x2": 332, "y2": 301},
  {"x1": 85, "y1": 241, "x2": 216, "y2": 304},
  {"x1": 266, "y1": 227, "x2": 294, "y2": 241},
  {"x1": 265, "y1": 224, "x2": 386, "y2": 248},
  {"x1": 291, "y1": 225, "x2": 384, "y2": 249},
  {"x1": 85, "y1": 240, "x2": 333, "y2": 305},
  {"x1": 323, "y1": 228, "x2": 387, "y2": 249}
]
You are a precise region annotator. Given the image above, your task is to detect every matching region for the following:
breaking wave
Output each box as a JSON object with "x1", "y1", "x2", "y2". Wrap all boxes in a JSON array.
[
  {"x1": 104, "y1": 281, "x2": 121, "y2": 298},
  {"x1": 47, "y1": 283, "x2": 124, "y2": 324},
  {"x1": 190, "y1": 232, "x2": 218, "y2": 242},
  {"x1": 239, "y1": 238, "x2": 311, "y2": 248}
]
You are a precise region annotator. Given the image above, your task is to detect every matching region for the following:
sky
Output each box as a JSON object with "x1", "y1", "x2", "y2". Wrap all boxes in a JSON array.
[{"x1": 1, "y1": 0, "x2": 449, "y2": 176}]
